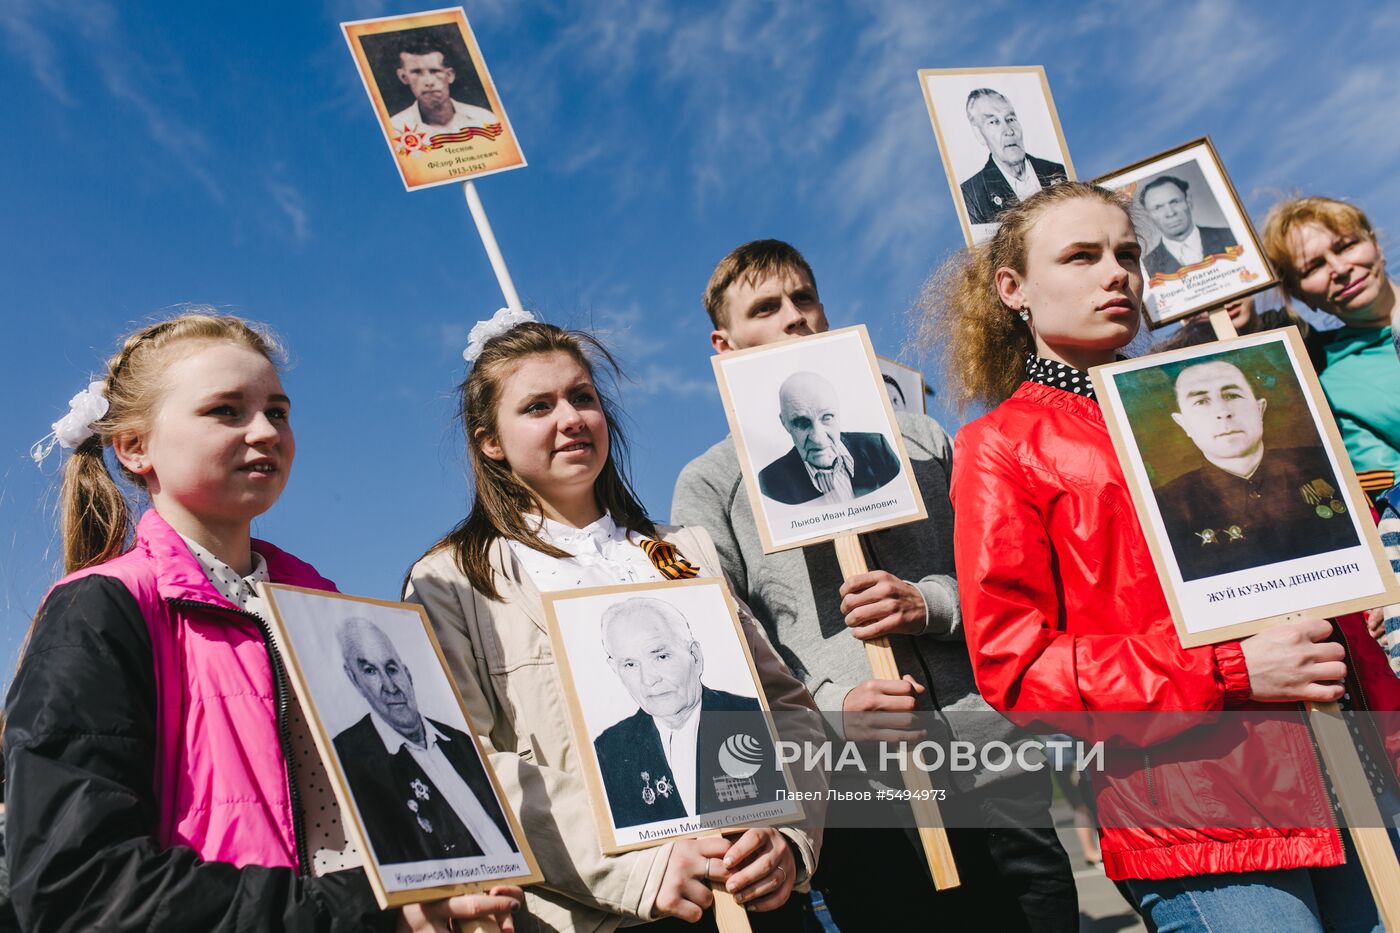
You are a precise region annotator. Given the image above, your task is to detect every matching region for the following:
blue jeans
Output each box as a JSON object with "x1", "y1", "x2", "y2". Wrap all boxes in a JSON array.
[{"x1": 1125, "y1": 856, "x2": 1382, "y2": 933}]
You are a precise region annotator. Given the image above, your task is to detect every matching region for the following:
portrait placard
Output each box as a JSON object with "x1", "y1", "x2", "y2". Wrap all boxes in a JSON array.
[
  {"x1": 342, "y1": 7, "x2": 526, "y2": 191},
  {"x1": 260, "y1": 584, "x2": 540, "y2": 908},
  {"x1": 878, "y1": 356, "x2": 928, "y2": 414},
  {"x1": 918, "y1": 66, "x2": 1075, "y2": 246},
  {"x1": 1094, "y1": 138, "x2": 1275, "y2": 328},
  {"x1": 542, "y1": 578, "x2": 803, "y2": 853},
  {"x1": 1090, "y1": 329, "x2": 1400, "y2": 647},
  {"x1": 711, "y1": 326, "x2": 927, "y2": 553}
]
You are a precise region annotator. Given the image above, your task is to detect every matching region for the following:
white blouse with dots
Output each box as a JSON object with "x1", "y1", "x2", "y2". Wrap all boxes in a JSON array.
[{"x1": 178, "y1": 534, "x2": 361, "y2": 875}]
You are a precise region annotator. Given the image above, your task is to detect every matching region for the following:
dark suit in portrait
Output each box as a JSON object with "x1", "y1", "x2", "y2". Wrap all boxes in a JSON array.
[
  {"x1": 960, "y1": 154, "x2": 1068, "y2": 226},
  {"x1": 758, "y1": 431, "x2": 901, "y2": 506},
  {"x1": 334, "y1": 714, "x2": 517, "y2": 864},
  {"x1": 1142, "y1": 225, "x2": 1240, "y2": 278},
  {"x1": 593, "y1": 687, "x2": 783, "y2": 829},
  {"x1": 1154, "y1": 445, "x2": 1359, "y2": 582}
]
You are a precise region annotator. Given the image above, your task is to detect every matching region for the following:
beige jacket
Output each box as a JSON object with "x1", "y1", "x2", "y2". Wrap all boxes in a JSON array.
[{"x1": 404, "y1": 524, "x2": 824, "y2": 933}]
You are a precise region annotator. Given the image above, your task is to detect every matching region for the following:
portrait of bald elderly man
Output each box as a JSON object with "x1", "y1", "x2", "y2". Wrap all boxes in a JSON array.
[
  {"x1": 1151, "y1": 358, "x2": 1358, "y2": 582},
  {"x1": 593, "y1": 596, "x2": 783, "y2": 829},
  {"x1": 757, "y1": 371, "x2": 901, "y2": 506},
  {"x1": 959, "y1": 87, "x2": 1068, "y2": 226},
  {"x1": 332, "y1": 616, "x2": 518, "y2": 865}
]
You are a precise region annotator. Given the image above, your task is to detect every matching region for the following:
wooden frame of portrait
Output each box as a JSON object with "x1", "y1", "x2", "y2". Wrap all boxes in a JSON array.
[
  {"x1": 877, "y1": 355, "x2": 929, "y2": 415},
  {"x1": 917, "y1": 65, "x2": 1076, "y2": 247},
  {"x1": 1089, "y1": 328, "x2": 1400, "y2": 649},
  {"x1": 341, "y1": 6, "x2": 526, "y2": 192},
  {"x1": 1093, "y1": 137, "x2": 1277, "y2": 328},
  {"x1": 541, "y1": 577, "x2": 805, "y2": 857},
  {"x1": 711, "y1": 326, "x2": 928, "y2": 555},
  {"x1": 259, "y1": 583, "x2": 542, "y2": 909}
]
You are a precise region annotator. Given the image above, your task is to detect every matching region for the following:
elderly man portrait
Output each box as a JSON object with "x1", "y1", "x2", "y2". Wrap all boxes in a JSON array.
[
  {"x1": 1153, "y1": 359, "x2": 1358, "y2": 581},
  {"x1": 756, "y1": 371, "x2": 901, "y2": 506},
  {"x1": 592, "y1": 596, "x2": 781, "y2": 829},
  {"x1": 1139, "y1": 175, "x2": 1240, "y2": 278},
  {"x1": 332, "y1": 617, "x2": 517, "y2": 864},
  {"x1": 958, "y1": 87, "x2": 1068, "y2": 226},
  {"x1": 389, "y1": 32, "x2": 498, "y2": 133}
]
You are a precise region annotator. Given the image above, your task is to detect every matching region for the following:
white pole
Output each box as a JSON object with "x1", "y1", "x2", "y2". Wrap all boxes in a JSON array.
[{"x1": 462, "y1": 180, "x2": 523, "y2": 314}]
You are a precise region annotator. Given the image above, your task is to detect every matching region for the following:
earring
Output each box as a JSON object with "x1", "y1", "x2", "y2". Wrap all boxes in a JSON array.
[{"x1": 1018, "y1": 305, "x2": 1031, "y2": 323}]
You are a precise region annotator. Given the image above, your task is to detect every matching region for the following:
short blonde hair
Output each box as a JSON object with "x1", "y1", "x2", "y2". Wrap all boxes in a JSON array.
[{"x1": 1261, "y1": 196, "x2": 1377, "y2": 296}]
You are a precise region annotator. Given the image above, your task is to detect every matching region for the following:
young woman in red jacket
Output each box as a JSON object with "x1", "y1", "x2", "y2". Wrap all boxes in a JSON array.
[{"x1": 924, "y1": 182, "x2": 1385, "y2": 932}]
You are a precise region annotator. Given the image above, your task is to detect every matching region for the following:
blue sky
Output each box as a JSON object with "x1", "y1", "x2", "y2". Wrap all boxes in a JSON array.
[{"x1": 3, "y1": 0, "x2": 1399, "y2": 677}]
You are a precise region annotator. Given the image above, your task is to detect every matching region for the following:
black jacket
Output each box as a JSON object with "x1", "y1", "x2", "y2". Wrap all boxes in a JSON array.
[
  {"x1": 757, "y1": 431, "x2": 901, "y2": 506},
  {"x1": 593, "y1": 687, "x2": 782, "y2": 828},
  {"x1": 1142, "y1": 225, "x2": 1240, "y2": 278},
  {"x1": 3, "y1": 575, "x2": 393, "y2": 932},
  {"x1": 334, "y1": 715, "x2": 516, "y2": 865},
  {"x1": 1154, "y1": 446, "x2": 1359, "y2": 582},
  {"x1": 960, "y1": 154, "x2": 1068, "y2": 225}
]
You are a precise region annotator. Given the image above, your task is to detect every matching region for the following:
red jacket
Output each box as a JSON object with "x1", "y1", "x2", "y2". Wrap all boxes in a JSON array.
[{"x1": 951, "y1": 381, "x2": 1380, "y2": 881}]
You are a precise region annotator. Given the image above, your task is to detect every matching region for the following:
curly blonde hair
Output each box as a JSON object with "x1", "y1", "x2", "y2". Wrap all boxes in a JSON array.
[{"x1": 914, "y1": 182, "x2": 1132, "y2": 412}]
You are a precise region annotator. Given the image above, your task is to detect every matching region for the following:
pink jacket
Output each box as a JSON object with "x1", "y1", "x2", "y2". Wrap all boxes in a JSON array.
[{"x1": 58, "y1": 509, "x2": 336, "y2": 869}]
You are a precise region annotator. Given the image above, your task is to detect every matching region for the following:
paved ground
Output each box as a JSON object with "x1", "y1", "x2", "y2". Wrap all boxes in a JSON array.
[{"x1": 1050, "y1": 798, "x2": 1147, "y2": 933}]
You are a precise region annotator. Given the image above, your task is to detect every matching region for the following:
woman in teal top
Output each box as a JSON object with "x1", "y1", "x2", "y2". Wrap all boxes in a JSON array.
[{"x1": 1263, "y1": 195, "x2": 1400, "y2": 499}]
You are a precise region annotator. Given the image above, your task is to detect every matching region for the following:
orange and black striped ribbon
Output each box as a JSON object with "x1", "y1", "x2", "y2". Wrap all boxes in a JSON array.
[
  {"x1": 639, "y1": 538, "x2": 700, "y2": 580},
  {"x1": 1358, "y1": 469, "x2": 1397, "y2": 496},
  {"x1": 425, "y1": 123, "x2": 504, "y2": 150}
]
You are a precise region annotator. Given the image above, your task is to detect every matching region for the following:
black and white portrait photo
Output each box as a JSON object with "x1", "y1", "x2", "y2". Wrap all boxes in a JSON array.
[
  {"x1": 1096, "y1": 138, "x2": 1275, "y2": 327},
  {"x1": 342, "y1": 9, "x2": 526, "y2": 191},
  {"x1": 1137, "y1": 172, "x2": 1239, "y2": 279},
  {"x1": 260, "y1": 586, "x2": 537, "y2": 905},
  {"x1": 758, "y1": 371, "x2": 901, "y2": 506},
  {"x1": 1091, "y1": 330, "x2": 1398, "y2": 647},
  {"x1": 544, "y1": 580, "x2": 801, "y2": 851},
  {"x1": 878, "y1": 357, "x2": 928, "y2": 414},
  {"x1": 920, "y1": 67, "x2": 1075, "y2": 246},
  {"x1": 711, "y1": 326, "x2": 926, "y2": 553}
]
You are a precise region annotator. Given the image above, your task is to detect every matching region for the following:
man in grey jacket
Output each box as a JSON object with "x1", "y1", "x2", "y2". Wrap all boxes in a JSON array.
[{"x1": 672, "y1": 240, "x2": 1075, "y2": 932}]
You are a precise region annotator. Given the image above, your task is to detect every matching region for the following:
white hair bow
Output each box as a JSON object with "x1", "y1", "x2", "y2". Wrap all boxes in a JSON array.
[
  {"x1": 463, "y1": 307, "x2": 536, "y2": 363},
  {"x1": 30, "y1": 381, "x2": 109, "y2": 464}
]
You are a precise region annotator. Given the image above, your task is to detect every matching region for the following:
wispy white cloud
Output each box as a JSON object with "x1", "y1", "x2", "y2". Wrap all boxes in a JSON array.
[
  {"x1": 630, "y1": 362, "x2": 719, "y2": 400},
  {"x1": 0, "y1": 0, "x2": 224, "y2": 200},
  {"x1": 0, "y1": 0, "x2": 74, "y2": 104},
  {"x1": 269, "y1": 181, "x2": 312, "y2": 245}
]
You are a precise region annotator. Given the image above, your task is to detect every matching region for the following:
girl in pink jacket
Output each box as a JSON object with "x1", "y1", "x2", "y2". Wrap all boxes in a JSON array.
[{"x1": 5, "y1": 313, "x2": 520, "y2": 933}]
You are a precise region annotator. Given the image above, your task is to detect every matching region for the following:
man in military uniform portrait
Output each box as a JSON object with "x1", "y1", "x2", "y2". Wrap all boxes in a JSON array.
[
  {"x1": 958, "y1": 88, "x2": 1068, "y2": 226},
  {"x1": 593, "y1": 597, "x2": 782, "y2": 829},
  {"x1": 758, "y1": 370, "x2": 902, "y2": 506},
  {"x1": 332, "y1": 617, "x2": 518, "y2": 864},
  {"x1": 1153, "y1": 359, "x2": 1360, "y2": 582}
]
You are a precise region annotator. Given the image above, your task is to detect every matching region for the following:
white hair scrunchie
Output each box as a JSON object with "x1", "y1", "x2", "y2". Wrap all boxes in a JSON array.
[
  {"x1": 30, "y1": 381, "x2": 110, "y2": 464},
  {"x1": 463, "y1": 307, "x2": 537, "y2": 363}
]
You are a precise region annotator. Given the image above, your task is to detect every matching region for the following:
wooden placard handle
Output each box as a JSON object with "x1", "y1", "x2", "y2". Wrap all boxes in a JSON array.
[
  {"x1": 1306, "y1": 701, "x2": 1400, "y2": 931},
  {"x1": 1208, "y1": 305, "x2": 1399, "y2": 926},
  {"x1": 833, "y1": 533, "x2": 961, "y2": 890},
  {"x1": 711, "y1": 886, "x2": 752, "y2": 933}
]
